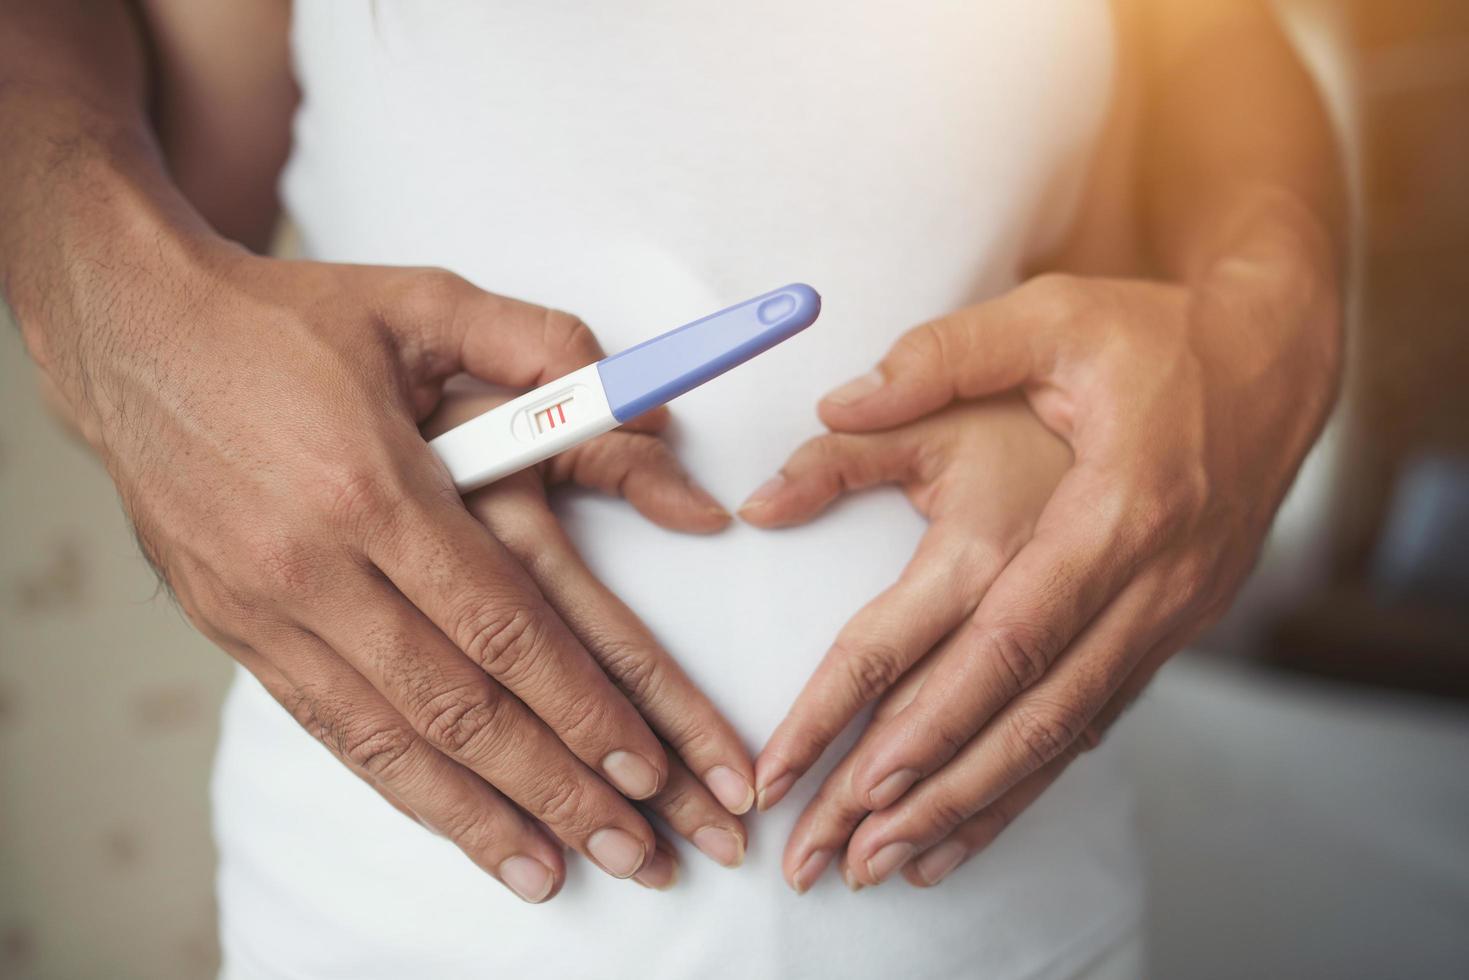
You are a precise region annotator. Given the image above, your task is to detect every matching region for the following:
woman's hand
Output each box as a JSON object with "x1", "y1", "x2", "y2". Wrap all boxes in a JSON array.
[
  {"x1": 739, "y1": 395, "x2": 1071, "y2": 891},
  {"x1": 425, "y1": 386, "x2": 755, "y2": 889},
  {"x1": 745, "y1": 246, "x2": 1341, "y2": 889}
]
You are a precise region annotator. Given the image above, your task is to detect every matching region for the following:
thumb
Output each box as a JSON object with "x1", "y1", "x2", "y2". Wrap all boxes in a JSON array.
[
  {"x1": 399, "y1": 268, "x2": 670, "y2": 428},
  {"x1": 818, "y1": 291, "x2": 1056, "y2": 432},
  {"x1": 737, "y1": 429, "x2": 924, "y2": 529}
]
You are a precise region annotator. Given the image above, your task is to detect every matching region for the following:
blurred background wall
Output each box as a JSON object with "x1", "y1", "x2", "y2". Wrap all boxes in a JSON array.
[{"x1": 1, "y1": 1, "x2": 1466, "y2": 978}]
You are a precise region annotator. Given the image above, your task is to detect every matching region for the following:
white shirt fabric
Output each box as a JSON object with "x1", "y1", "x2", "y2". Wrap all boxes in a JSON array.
[{"x1": 213, "y1": 2, "x2": 1144, "y2": 978}]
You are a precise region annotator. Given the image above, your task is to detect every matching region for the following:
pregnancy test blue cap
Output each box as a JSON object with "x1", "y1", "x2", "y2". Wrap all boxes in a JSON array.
[{"x1": 596, "y1": 284, "x2": 821, "y2": 422}]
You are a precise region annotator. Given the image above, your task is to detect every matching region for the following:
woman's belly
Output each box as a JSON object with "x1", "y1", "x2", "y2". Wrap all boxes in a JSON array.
[
  {"x1": 219, "y1": 3, "x2": 1142, "y2": 975},
  {"x1": 215, "y1": 465, "x2": 1143, "y2": 980}
]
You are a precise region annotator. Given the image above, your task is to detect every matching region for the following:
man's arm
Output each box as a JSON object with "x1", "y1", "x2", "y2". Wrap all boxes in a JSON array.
[
  {"x1": 1141, "y1": 0, "x2": 1343, "y2": 278},
  {"x1": 751, "y1": 0, "x2": 1349, "y2": 890},
  {"x1": 0, "y1": 2, "x2": 757, "y2": 901},
  {"x1": 1048, "y1": 0, "x2": 1343, "y2": 281}
]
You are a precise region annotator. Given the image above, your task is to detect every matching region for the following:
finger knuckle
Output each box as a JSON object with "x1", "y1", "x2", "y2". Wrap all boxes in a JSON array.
[
  {"x1": 1007, "y1": 701, "x2": 1084, "y2": 770},
  {"x1": 894, "y1": 320, "x2": 949, "y2": 371},
  {"x1": 319, "y1": 462, "x2": 400, "y2": 537},
  {"x1": 184, "y1": 579, "x2": 261, "y2": 638},
  {"x1": 541, "y1": 308, "x2": 598, "y2": 360},
  {"x1": 973, "y1": 620, "x2": 1058, "y2": 697},
  {"x1": 242, "y1": 533, "x2": 325, "y2": 596},
  {"x1": 535, "y1": 777, "x2": 594, "y2": 834},
  {"x1": 593, "y1": 635, "x2": 665, "y2": 706},
  {"x1": 832, "y1": 638, "x2": 906, "y2": 705},
  {"x1": 458, "y1": 603, "x2": 546, "y2": 679},
  {"x1": 651, "y1": 781, "x2": 700, "y2": 824},
  {"x1": 342, "y1": 722, "x2": 418, "y2": 780},
  {"x1": 927, "y1": 791, "x2": 973, "y2": 830},
  {"x1": 665, "y1": 721, "x2": 719, "y2": 762},
  {"x1": 1077, "y1": 721, "x2": 1108, "y2": 753},
  {"x1": 981, "y1": 797, "x2": 1018, "y2": 837},
  {"x1": 281, "y1": 687, "x2": 323, "y2": 736},
  {"x1": 553, "y1": 688, "x2": 619, "y2": 747},
  {"x1": 438, "y1": 802, "x2": 504, "y2": 861},
  {"x1": 1020, "y1": 272, "x2": 1083, "y2": 320},
  {"x1": 410, "y1": 267, "x2": 469, "y2": 307},
  {"x1": 417, "y1": 684, "x2": 504, "y2": 758},
  {"x1": 957, "y1": 535, "x2": 1009, "y2": 583}
]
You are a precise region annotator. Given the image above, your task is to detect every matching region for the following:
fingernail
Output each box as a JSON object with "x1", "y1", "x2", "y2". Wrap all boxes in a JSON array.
[
  {"x1": 914, "y1": 839, "x2": 968, "y2": 887},
  {"x1": 602, "y1": 750, "x2": 661, "y2": 800},
  {"x1": 632, "y1": 848, "x2": 678, "y2": 890},
  {"x1": 756, "y1": 770, "x2": 797, "y2": 812},
  {"x1": 867, "y1": 768, "x2": 920, "y2": 810},
  {"x1": 824, "y1": 368, "x2": 885, "y2": 406},
  {"x1": 841, "y1": 859, "x2": 866, "y2": 893},
  {"x1": 866, "y1": 841, "x2": 916, "y2": 884},
  {"x1": 791, "y1": 849, "x2": 833, "y2": 894},
  {"x1": 588, "y1": 827, "x2": 647, "y2": 878},
  {"x1": 692, "y1": 826, "x2": 745, "y2": 868},
  {"x1": 704, "y1": 765, "x2": 755, "y2": 815},
  {"x1": 499, "y1": 855, "x2": 556, "y2": 903},
  {"x1": 687, "y1": 479, "x2": 731, "y2": 520},
  {"x1": 738, "y1": 474, "x2": 786, "y2": 513}
]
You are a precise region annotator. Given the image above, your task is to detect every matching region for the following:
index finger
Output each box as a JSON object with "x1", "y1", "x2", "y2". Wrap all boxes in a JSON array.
[
  {"x1": 842, "y1": 468, "x2": 1145, "y2": 809},
  {"x1": 817, "y1": 284, "x2": 1060, "y2": 432}
]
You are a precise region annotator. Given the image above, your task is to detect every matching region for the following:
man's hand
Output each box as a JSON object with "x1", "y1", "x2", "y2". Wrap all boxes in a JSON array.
[
  {"x1": 30, "y1": 238, "x2": 755, "y2": 903},
  {"x1": 739, "y1": 396, "x2": 1072, "y2": 891},
  {"x1": 744, "y1": 216, "x2": 1341, "y2": 888}
]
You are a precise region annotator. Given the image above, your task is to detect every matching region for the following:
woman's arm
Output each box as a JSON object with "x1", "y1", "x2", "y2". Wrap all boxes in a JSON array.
[{"x1": 138, "y1": 0, "x2": 297, "y2": 252}]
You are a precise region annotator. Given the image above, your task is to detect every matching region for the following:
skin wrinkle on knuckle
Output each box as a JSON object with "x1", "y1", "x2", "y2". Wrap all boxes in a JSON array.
[
  {"x1": 968, "y1": 799, "x2": 1015, "y2": 847},
  {"x1": 665, "y1": 719, "x2": 719, "y2": 761},
  {"x1": 591, "y1": 633, "x2": 664, "y2": 705},
  {"x1": 416, "y1": 684, "x2": 504, "y2": 758},
  {"x1": 972, "y1": 619, "x2": 1057, "y2": 699},
  {"x1": 341, "y1": 721, "x2": 418, "y2": 781},
  {"x1": 457, "y1": 601, "x2": 545, "y2": 679},
  {"x1": 833, "y1": 637, "x2": 905, "y2": 705},
  {"x1": 924, "y1": 791, "x2": 974, "y2": 833},
  {"x1": 652, "y1": 781, "x2": 700, "y2": 824},
  {"x1": 281, "y1": 687, "x2": 321, "y2": 736},
  {"x1": 1007, "y1": 701, "x2": 1083, "y2": 772},
  {"x1": 437, "y1": 798, "x2": 505, "y2": 862},
  {"x1": 553, "y1": 687, "x2": 619, "y2": 749},
  {"x1": 531, "y1": 775, "x2": 596, "y2": 837}
]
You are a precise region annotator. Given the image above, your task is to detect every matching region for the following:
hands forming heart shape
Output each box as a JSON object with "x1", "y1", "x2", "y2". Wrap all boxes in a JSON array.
[{"x1": 436, "y1": 244, "x2": 1339, "y2": 898}]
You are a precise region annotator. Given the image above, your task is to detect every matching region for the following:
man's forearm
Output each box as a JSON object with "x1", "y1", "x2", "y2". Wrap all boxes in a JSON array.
[
  {"x1": 0, "y1": 1, "x2": 216, "y2": 426},
  {"x1": 1141, "y1": 0, "x2": 1344, "y2": 284}
]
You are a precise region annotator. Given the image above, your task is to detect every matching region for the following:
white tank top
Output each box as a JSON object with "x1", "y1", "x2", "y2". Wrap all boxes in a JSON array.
[{"x1": 213, "y1": 3, "x2": 1143, "y2": 978}]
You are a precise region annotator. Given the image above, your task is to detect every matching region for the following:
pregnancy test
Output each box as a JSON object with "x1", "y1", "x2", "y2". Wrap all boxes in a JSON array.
[{"x1": 430, "y1": 283, "x2": 820, "y2": 492}]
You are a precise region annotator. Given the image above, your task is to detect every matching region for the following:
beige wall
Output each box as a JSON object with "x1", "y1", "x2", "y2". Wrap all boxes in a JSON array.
[{"x1": 0, "y1": 316, "x2": 231, "y2": 980}]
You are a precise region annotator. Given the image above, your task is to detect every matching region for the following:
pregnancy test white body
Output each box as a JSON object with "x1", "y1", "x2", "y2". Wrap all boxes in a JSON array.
[{"x1": 430, "y1": 284, "x2": 820, "y2": 493}]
